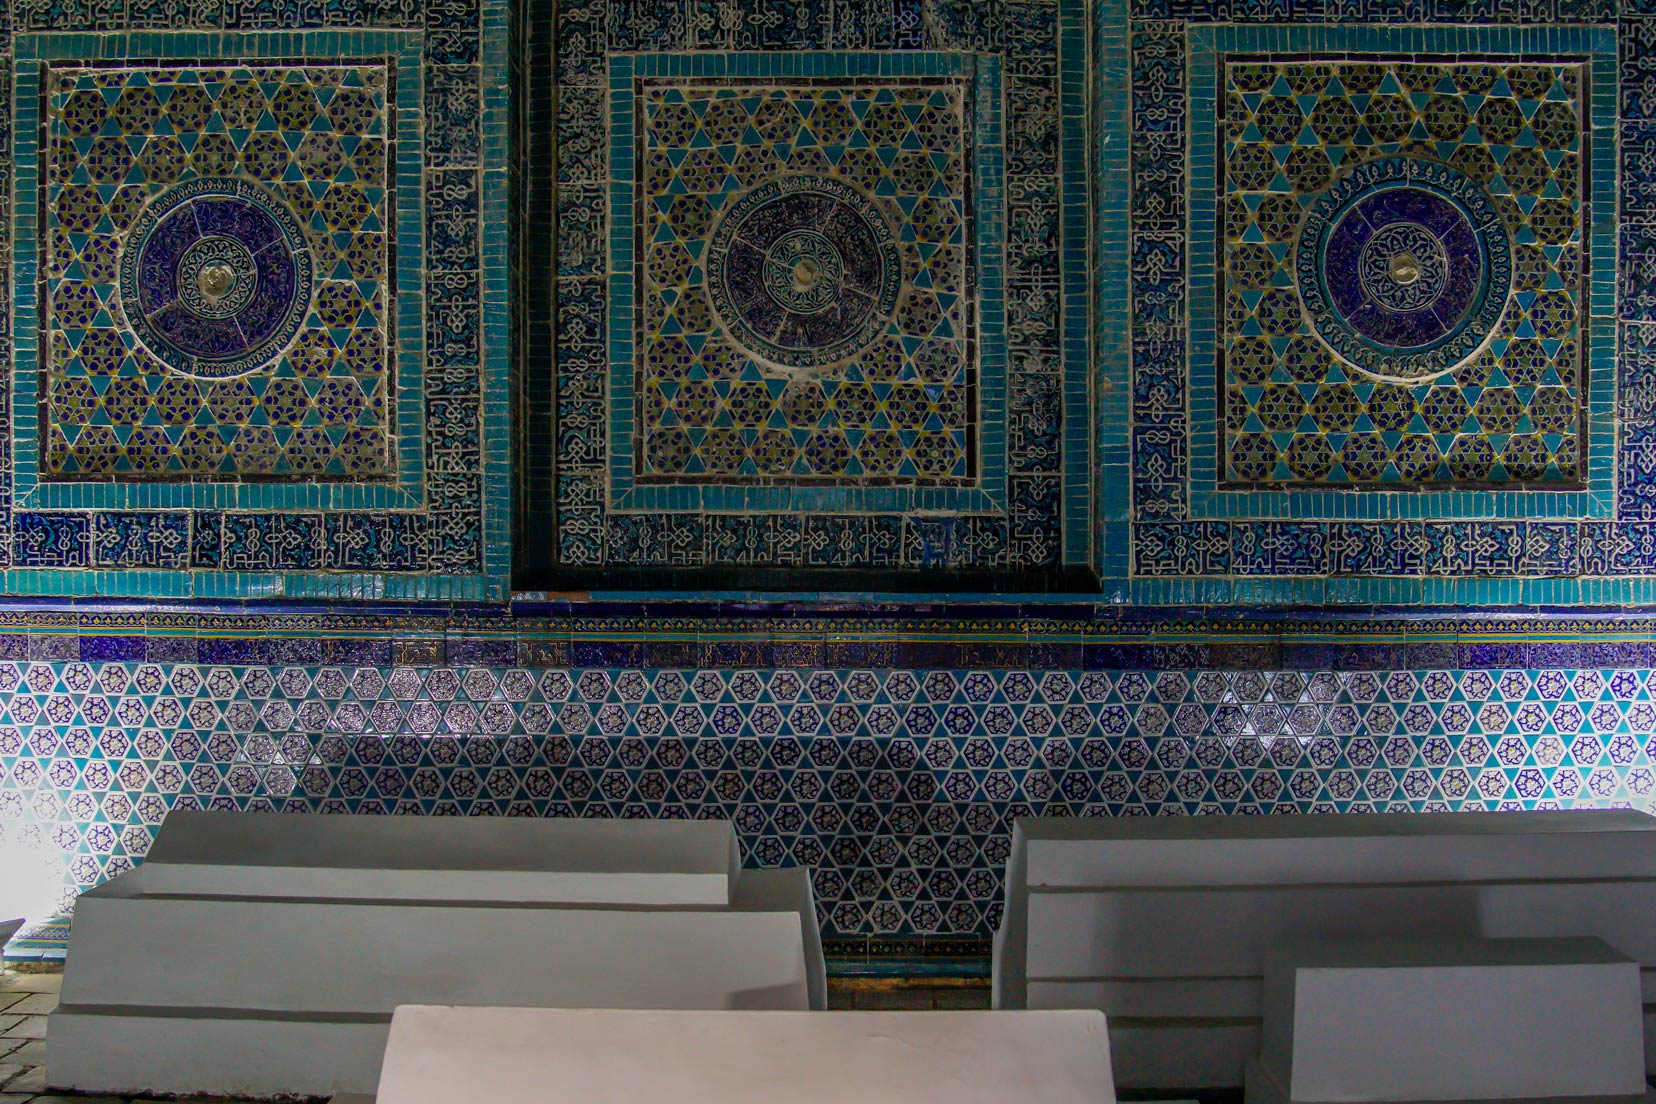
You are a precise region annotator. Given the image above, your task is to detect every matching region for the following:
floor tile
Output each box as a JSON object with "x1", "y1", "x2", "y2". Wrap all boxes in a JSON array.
[
  {"x1": 3, "y1": 1018, "x2": 45, "y2": 1041},
  {"x1": 0, "y1": 1067, "x2": 42, "y2": 1094},
  {"x1": 6, "y1": 1039, "x2": 45, "y2": 1067}
]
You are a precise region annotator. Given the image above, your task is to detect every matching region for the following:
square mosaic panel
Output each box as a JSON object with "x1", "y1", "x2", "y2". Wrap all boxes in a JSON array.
[
  {"x1": 2, "y1": 18, "x2": 509, "y2": 597},
  {"x1": 1220, "y1": 57, "x2": 1587, "y2": 488},
  {"x1": 1114, "y1": 16, "x2": 1622, "y2": 596},
  {"x1": 40, "y1": 62, "x2": 395, "y2": 483},
  {"x1": 548, "y1": 7, "x2": 1095, "y2": 581},
  {"x1": 635, "y1": 79, "x2": 975, "y2": 487}
]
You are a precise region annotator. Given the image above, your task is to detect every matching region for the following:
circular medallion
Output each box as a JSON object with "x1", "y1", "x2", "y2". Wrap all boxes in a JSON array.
[
  {"x1": 1295, "y1": 157, "x2": 1511, "y2": 382},
  {"x1": 119, "y1": 177, "x2": 312, "y2": 379},
  {"x1": 706, "y1": 175, "x2": 900, "y2": 371}
]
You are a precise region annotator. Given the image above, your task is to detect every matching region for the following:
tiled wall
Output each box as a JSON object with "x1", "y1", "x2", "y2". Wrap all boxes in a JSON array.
[
  {"x1": 1, "y1": 612, "x2": 1655, "y2": 943},
  {"x1": 537, "y1": 0, "x2": 1094, "y2": 586},
  {"x1": 6, "y1": 0, "x2": 1656, "y2": 600},
  {"x1": 1108, "y1": 6, "x2": 1653, "y2": 606},
  {"x1": 9, "y1": 0, "x2": 1656, "y2": 960}
]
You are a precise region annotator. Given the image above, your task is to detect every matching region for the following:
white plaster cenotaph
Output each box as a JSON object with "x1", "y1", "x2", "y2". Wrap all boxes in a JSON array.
[
  {"x1": 49, "y1": 810, "x2": 824, "y2": 1099},
  {"x1": 994, "y1": 809, "x2": 1656, "y2": 1088},
  {"x1": 374, "y1": 1006, "x2": 1117, "y2": 1104},
  {"x1": 1247, "y1": 936, "x2": 1651, "y2": 1104}
]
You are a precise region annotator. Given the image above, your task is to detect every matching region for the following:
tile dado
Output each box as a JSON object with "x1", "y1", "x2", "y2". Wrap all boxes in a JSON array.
[{"x1": 1, "y1": 656, "x2": 1654, "y2": 938}]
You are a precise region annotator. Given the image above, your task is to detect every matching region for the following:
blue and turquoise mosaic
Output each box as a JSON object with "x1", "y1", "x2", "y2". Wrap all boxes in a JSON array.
[
  {"x1": 1222, "y1": 58, "x2": 1583, "y2": 488},
  {"x1": 41, "y1": 63, "x2": 393, "y2": 482},
  {"x1": 0, "y1": 14, "x2": 509, "y2": 599},
  {"x1": 552, "y1": 5, "x2": 1094, "y2": 575},
  {"x1": 634, "y1": 78, "x2": 975, "y2": 488},
  {"x1": 3, "y1": 654, "x2": 1655, "y2": 937},
  {"x1": 1115, "y1": 16, "x2": 1623, "y2": 598}
]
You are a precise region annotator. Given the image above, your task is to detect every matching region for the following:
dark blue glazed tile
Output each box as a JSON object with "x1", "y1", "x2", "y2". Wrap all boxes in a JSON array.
[
  {"x1": 198, "y1": 637, "x2": 260, "y2": 664},
  {"x1": 77, "y1": 635, "x2": 146, "y2": 661}
]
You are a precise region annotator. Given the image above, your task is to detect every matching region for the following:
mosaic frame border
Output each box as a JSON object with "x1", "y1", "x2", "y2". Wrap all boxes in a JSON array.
[
  {"x1": 12, "y1": 34, "x2": 428, "y2": 514},
  {"x1": 606, "y1": 52, "x2": 1009, "y2": 516},
  {"x1": 0, "y1": 7, "x2": 513, "y2": 601}
]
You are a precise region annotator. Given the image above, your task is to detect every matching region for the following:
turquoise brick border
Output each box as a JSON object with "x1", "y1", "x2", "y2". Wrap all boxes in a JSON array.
[{"x1": 1094, "y1": 0, "x2": 1133, "y2": 589}]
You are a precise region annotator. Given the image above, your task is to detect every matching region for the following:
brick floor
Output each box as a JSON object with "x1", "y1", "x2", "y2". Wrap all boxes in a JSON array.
[{"x1": 0, "y1": 970, "x2": 271, "y2": 1104}]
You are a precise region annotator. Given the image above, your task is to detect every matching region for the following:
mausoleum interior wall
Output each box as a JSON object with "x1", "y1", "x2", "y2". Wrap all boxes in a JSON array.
[{"x1": 0, "y1": 0, "x2": 1653, "y2": 954}]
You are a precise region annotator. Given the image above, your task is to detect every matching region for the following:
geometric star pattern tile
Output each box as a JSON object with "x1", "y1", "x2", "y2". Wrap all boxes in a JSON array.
[
  {"x1": 42, "y1": 63, "x2": 393, "y2": 482},
  {"x1": 637, "y1": 80, "x2": 975, "y2": 486},
  {"x1": 1221, "y1": 58, "x2": 1587, "y2": 487},
  {"x1": 3, "y1": 659, "x2": 1654, "y2": 938}
]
